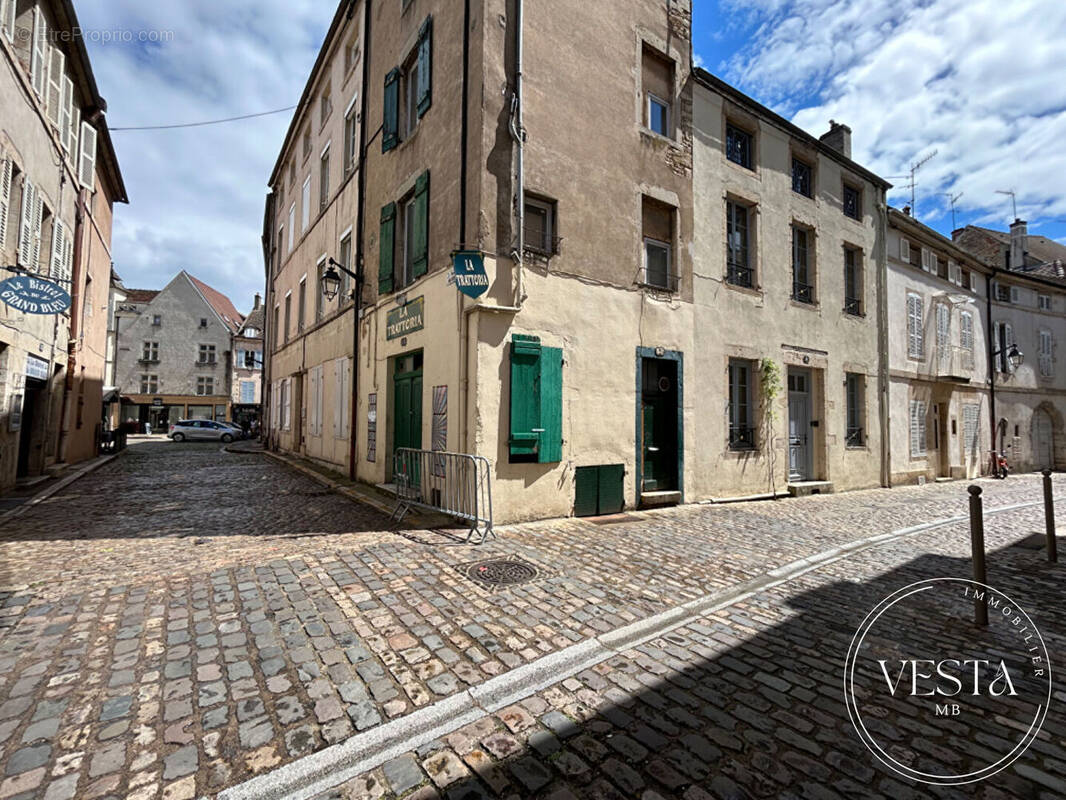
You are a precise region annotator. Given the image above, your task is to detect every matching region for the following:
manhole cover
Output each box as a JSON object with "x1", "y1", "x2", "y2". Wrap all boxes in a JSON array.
[{"x1": 458, "y1": 557, "x2": 540, "y2": 588}]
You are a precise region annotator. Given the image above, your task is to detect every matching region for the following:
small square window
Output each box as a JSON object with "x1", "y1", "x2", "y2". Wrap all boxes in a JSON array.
[
  {"x1": 648, "y1": 95, "x2": 670, "y2": 137},
  {"x1": 726, "y1": 124, "x2": 753, "y2": 170},
  {"x1": 199, "y1": 317, "x2": 208, "y2": 328},
  {"x1": 843, "y1": 184, "x2": 862, "y2": 220},
  {"x1": 152, "y1": 315, "x2": 161, "y2": 326},
  {"x1": 524, "y1": 195, "x2": 557, "y2": 256}
]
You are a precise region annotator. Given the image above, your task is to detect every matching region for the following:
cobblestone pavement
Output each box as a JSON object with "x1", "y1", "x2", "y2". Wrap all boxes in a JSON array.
[
  {"x1": 318, "y1": 505, "x2": 1066, "y2": 800},
  {"x1": 0, "y1": 439, "x2": 1061, "y2": 798}
]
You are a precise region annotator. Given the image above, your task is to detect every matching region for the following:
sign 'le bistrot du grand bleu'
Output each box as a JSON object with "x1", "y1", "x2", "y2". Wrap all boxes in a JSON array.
[{"x1": 0, "y1": 275, "x2": 71, "y2": 314}]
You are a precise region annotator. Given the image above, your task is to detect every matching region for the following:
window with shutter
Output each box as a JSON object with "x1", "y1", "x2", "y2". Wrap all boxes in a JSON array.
[
  {"x1": 900, "y1": 238, "x2": 910, "y2": 262},
  {"x1": 960, "y1": 311, "x2": 973, "y2": 352},
  {"x1": 50, "y1": 219, "x2": 64, "y2": 280},
  {"x1": 910, "y1": 400, "x2": 927, "y2": 457},
  {"x1": 907, "y1": 293, "x2": 923, "y2": 359},
  {"x1": 30, "y1": 190, "x2": 43, "y2": 270},
  {"x1": 78, "y1": 121, "x2": 97, "y2": 189},
  {"x1": 1004, "y1": 323, "x2": 1015, "y2": 373},
  {"x1": 379, "y1": 203, "x2": 396, "y2": 294},
  {"x1": 59, "y1": 76, "x2": 73, "y2": 153},
  {"x1": 287, "y1": 204, "x2": 295, "y2": 252},
  {"x1": 508, "y1": 335, "x2": 563, "y2": 463},
  {"x1": 0, "y1": 158, "x2": 10, "y2": 250},
  {"x1": 30, "y1": 9, "x2": 48, "y2": 98},
  {"x1": 969, "y1": 271, "x2": 978, "y2": 291},
  {"x1": 417, "y1": 17, "x2": 432, "y2": 117},
  {"x1": 383, "y1": 68, "x2": 400, "y2": 152},
  {"x1": 301, "y1": 176, "x2": 311, "y2": 231},
  {"x1": 412, "y1": 171, "x2": 429, "y2": 278},
  {"x1": 1010, "y1": 286, "x2": 1020, "y2": 304},
  {"x1": 46, "y1": 46, "x2": 64, "y2": 125},
  {"x1": 1040, "y1": 330, "x2": 1053, "y2": 377},
  {"x1": 18, "y1": 179, "x2": 35, "y2": 267}
]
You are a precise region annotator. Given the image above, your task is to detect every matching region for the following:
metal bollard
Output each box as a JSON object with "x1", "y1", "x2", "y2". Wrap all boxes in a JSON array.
[
  {"x1": 968, "y1": 485, "x2": 989, "y2": 626},
  {"x1": 1043, "y1": 469, "x2": 1058, "y2": 564}
]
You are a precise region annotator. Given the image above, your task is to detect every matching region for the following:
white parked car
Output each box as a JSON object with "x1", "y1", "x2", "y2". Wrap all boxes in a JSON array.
[{"x1": 167, "y1": 419, "x2": 235, "y2": 443}]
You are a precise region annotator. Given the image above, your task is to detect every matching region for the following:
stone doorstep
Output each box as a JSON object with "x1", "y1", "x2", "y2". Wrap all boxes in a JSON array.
[{"x1": 787, "y1": 480, "x2": 834, "y2": 497}]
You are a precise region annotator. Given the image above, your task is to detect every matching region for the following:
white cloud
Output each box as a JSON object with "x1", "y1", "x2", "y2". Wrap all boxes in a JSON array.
[
  {"x1": 75, "y1": 0, "x2": 329, "y2": 313},
  {"x1": 715, "y1": 0, "x2": 1066, "y2": 231}
]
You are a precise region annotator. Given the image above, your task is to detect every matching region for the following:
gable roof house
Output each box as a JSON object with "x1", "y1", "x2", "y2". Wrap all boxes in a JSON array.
[{"x1": 115, "y1": 271, "x2": 244, "y2": 430}]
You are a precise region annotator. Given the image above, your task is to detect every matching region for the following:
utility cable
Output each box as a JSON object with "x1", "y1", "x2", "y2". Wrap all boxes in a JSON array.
[{"x1": 110, "y1": 105, "x2": 298, "y2": 131}]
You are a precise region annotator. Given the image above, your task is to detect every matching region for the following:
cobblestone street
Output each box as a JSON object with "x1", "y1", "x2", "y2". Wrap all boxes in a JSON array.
[{"x1": 0, "y1": 440, "x2": 1063, "y2": 799}]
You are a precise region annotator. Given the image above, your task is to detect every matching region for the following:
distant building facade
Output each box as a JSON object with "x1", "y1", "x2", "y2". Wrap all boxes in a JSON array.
[
  {"x1": 115, "y1": 272, "x2": 243, "y2": 430},
  {"x1": 954, "y1": 221, "x2": 1066, "y2": 472},
  {"x1": 887, "y1": 209, "x2": 990, "y2": 483},
  {"x1": 231, "y1": 294, "x2": 263, "y2": 430},
  {"x1": 0, "y1": 0, "x2": 126, "y2": 491}
]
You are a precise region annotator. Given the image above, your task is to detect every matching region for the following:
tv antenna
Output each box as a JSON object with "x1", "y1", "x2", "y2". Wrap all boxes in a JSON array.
[
  {"x1": 995, "y1": 189, "x2": 1017, "y2": 220},
  {"x1": 940, "y1": 191, "x2": 963, "y2": 229},
  {"x1": 907, "y1": 150, "x2": 938, "y2": 215}
]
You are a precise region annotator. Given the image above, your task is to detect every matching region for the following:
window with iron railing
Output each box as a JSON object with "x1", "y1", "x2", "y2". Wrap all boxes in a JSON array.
[
  {"x1": 846, "y1": 373, "x2": 865, "y2": 447},
  {"x1": 792, "y1": 226, "x2": 814, "y2": 304},
  {"x1": 846, "y1": 426, "x2": 864, "y2": 447},
  {"x1": 728, "y1": 359, "x2": 756, "y2": 451},
  {"x1": 844, "y1": 247, "x2": 862, "y2": 315},
  {"x1": 726, "y1": 200, "x2": 752, "y2": 288}
]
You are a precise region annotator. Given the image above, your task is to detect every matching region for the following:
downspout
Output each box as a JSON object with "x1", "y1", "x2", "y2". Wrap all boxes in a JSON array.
[
  {"x1": 261, "y1": 189, "x2": 274, "y2": 449},
  {"x1": 349, "y1": 0, "x2": 371, "y2": 480},
  {"x1": 508, "y1": 0, "x2": 525, "y2": 308},
  {"x1": 986, "y1": 270, "x2": 997, "y2": 460},
  {"x1": 876, "y1": 189, "x2": 890, "y2": 487},
  {"x1": 458, "y1": 0, "x2": 471, "y2": 453},
  {"x1": 58, "y1": 185, "x2": 87, "y2": 462}
]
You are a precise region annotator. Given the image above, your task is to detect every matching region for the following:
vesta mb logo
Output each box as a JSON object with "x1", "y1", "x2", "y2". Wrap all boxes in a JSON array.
[
  {"x1": 844, "y1": 578, "x2": 1052, "y2": 785},
  {"x1": 878, "y1": 658, "x2": 1018, "y2": 698}
]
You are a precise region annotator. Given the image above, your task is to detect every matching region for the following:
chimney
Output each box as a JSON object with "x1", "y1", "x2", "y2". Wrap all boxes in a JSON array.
[
  {"x1": 1009, "y1": 218, "x2": 1027, "y2": 270},
  {"x1": 253, "y1": 292, "x2": 261, "y2": 310},
  {"x1": 819, "y1": 120, "x2": 852, "y2": 159}
]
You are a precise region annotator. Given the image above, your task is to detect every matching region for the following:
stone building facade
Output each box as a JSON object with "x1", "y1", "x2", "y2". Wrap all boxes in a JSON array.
[
  {"x1": 115, "y1": 272, "x2": 243, "y2": 430},
  {"x1": 691, "y1": 72, "x2": 888, "y2": 498},
  {"x1": 231, "y1": 295, "x2": 263, "y2": 429},
  {"x1": 954, "y1": 222, "x2": 1066, "y2": 472},
  {"x1": 0, "y1": 0, "x2": 126, "y2": 492},
  {"x1": 887, "y1": 209, "x2": 991, "y2": 484}
]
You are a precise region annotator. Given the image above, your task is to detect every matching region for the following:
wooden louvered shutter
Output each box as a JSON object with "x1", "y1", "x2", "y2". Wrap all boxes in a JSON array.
[
  {"x1": 50, "y1": 219, "x2": 64, "y2": 280},
  {"x1": 30, "y1": 188, "x2": 43, "y2": 270},
  {"x1": 412, "y1": 171, "x2": 429, "y2": 278},
  {"x1": 79, "y1": 121, "x2": 97, "y2": 189},
  {"x1": 46, "y1": 46, "x2": 64, "y2": 124},
  {"x1": 382, "y1": 68, "x2": 399, "y2": 152},
  {"x1": 378, "y1": 203, "x2": 395, "y2": 294},
  {"x1": 60, "y1": 76, "x2": 74, "y2": 153},
  {"x1": 0, "y1": 158, "x2": 11, "y2": 250},
  {"x1": 417, "y1": 17, "x2": 432, "y2": 117},
  {"x1": 18, "y1": 179, "x2": 34, "y2": 267}
]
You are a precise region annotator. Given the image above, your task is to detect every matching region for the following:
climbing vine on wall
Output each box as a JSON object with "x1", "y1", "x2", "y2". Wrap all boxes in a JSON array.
[{"x1": 761, "y1": 358, "x2": 783, "y2": 496}]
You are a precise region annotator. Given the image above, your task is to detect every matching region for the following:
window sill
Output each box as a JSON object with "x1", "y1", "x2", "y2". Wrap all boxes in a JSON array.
[
  {"x1": 725, "y1": 446, "x2": 759, "y2": 457},
  {"x1": 845, "y1": 444, "x2": 868, "y2": 451},
  {"x1": 790, "y1": 299, "x2": 820, "y2": 311},
  {"x1": 638, "y1": 126, "x2": 680, "y2": 147},
  {"x1": 725, "y1": 157, "x2": 758, "y2": 175},
  {"x1": 637, "y1": 282, "x2": 681, "y2": 296},
  {"x1": 723, "y1": 280, "x2": 762, "y2": 299},
  {"x1": 843, "y1": 309, "x2": 865, "y2": 319}
]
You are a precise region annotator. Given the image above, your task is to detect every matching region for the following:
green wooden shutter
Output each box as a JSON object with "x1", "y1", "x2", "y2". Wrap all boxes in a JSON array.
[
  {"x1": 538, "y1": 346, "x2": 563, "y2": 463},
  {"x1": 379, "y1": 203, "x2": 396, "y2": 295},
  {"x1": 509, "y1": 336, "x2": 541, "y2": 457},
  {"x1": 417, "y1": 17, "x2": 432, "y2": 117},
  {"x1": 383, "y1": 68, "x2": 400, "y2": 152},
  {"x1": 412, "y1": 171, "x2": 429, "y2": 278}
]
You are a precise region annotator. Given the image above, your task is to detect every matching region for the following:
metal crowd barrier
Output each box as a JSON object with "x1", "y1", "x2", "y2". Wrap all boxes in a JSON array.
[{"x1": 391, "y1": 448, "x2": 496, "y2": 543}]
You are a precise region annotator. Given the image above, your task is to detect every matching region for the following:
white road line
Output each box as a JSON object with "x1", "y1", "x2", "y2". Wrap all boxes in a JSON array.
[{"x1": 219, "y1": 498, "x2": 1049, "y2": 800}]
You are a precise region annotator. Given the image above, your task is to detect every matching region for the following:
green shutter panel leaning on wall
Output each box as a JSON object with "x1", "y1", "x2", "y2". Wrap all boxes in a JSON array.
[
  {"x1": 417, "y1": 17, "x2": 432, "y2": 117},
  {"x1": 508, "y1": 335, "x2": 562, "y2": 463},
  {"x1": 412, "y1": 170, "x2": 429, "y2": 278},
  {"x1": 383, "y1": 68, "x2": 400, "y2": 152},
  {"x1": 379, "y1": 203, "x2": 396, "y2": 295}
]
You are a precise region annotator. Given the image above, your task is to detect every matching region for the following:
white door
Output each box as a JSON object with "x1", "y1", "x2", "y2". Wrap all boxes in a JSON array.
[
  {"x1": 788, "y1": 371, "x2": 811, "y2": 481},
  {"x1": 1033, "y1": 410, "x2": 1053, "y2": 469}
]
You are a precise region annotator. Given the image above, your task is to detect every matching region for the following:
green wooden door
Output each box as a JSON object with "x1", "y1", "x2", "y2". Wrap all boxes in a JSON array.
[
  {"x1": 393, "y1": 359, "x2": 423, "y2": 484},
  {"x1": 574, "y1": 464, "x2": 625, "y2": 517}
]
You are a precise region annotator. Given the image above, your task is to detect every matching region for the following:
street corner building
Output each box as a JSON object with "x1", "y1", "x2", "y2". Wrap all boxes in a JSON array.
[
  {"x1": 113, "y1": 271, "x2": 262, "y2": 431},
  {"x1": 261, "y1": 0, "x2": 1058, "y2": 525},
  {"x1": 0, "y1": 0, "x2": 127, "y2": 493}
]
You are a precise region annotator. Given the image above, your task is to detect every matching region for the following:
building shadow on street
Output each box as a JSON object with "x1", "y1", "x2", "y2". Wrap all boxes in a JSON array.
[{"x1": 330, "y1": 533, "x2": 1065, "y2": 800}]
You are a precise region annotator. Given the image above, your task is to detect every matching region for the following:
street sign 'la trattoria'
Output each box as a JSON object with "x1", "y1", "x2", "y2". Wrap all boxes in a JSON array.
[{"x1": 0, "y1": 275, "x2": 71, "y2": 314}]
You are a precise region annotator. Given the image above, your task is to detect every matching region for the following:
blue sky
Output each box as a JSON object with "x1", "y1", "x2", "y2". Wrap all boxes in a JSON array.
[{"x1": 76, "y1": 0, "x2": 1066, "y2": 310}]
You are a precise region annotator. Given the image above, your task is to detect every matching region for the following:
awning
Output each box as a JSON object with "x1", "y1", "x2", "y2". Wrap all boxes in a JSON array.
[{"x1": 102, "y1": 387, "x2": 120, "y2": 403}]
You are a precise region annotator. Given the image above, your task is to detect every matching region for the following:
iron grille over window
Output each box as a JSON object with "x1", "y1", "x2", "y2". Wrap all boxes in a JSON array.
[
  {"x1": 793, "y1": 281, "x2": 815, "y2": 304},
  {"x1": 727, "y1": 261, "x2": 753, "y2": 289},
  {"x1": 729, "y1": 426, "x2": 756, "y2": 450},
  {"x1": 846, "y1": 427, "x2": 864, "y2": 446}
]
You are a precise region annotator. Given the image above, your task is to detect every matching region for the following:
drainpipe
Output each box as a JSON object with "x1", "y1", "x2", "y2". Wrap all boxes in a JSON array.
[
  {"x1": 986, "y1": 270, "x2": 997, "y2": 460},
  {"x1": 349, "y1": 0, "x2": 372, "y2": 480},
  {"x1": 876, "y1": 190, "x2": 891, "y2": 487},
  {"x1": 508, "y1": 0, "x2": 525, "y2": 308},
  {"x1": 57, "y1": 186, "x2": 87, "y2": 463}
]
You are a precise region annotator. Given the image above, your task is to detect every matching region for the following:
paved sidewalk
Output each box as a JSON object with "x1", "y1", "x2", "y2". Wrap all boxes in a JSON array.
[{"x1": 0, "y1": 439, "x2": 1060, "y2": 798}]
